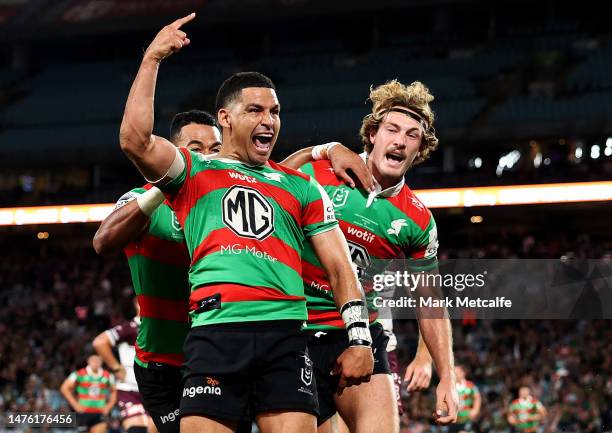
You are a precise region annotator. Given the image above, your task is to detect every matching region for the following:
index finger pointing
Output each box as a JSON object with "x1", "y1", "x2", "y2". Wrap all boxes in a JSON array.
[{"x1": 171, "y1": 12, "x2": 196, "y2": 29}]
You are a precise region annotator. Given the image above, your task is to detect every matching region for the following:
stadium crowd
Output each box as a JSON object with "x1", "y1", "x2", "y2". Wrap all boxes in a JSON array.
[{"x1": 0, "y1": 231, "x2": 610, "y2": 432}]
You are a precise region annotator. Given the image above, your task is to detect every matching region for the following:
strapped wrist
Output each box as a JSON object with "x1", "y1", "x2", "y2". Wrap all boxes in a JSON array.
[{"x1": 340, "y1": 299, "x2": 373, "y2": 347}]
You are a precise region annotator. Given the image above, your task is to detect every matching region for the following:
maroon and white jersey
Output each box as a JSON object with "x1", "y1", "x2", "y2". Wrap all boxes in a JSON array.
[{"x1": 105, "y1": 317, "x2": 140, "y2": 392}]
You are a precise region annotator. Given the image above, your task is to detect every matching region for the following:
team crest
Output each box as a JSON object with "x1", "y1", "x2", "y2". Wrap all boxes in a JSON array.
[
  {"x1": 300, "y1": 354, "x2": 313, "y2": 386},
  {"x1": 222, "y1": 186, "x2": 275, "y2": 240},
  {"x1": 331, "y1": 188, "x2": 349, "y2": 208},
  {"x1": 171, "y1": 213, "x2": 182, "y2": 232}
]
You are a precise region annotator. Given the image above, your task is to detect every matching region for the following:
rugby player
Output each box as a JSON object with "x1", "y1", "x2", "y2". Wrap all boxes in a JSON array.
[
  {"x1": 60, "y1": 355, "x2": 117, "y2": 433},
  {"x1": 450, "y1": 364, "x2": 481, "y2": 433},
  {"x1": 93, "y1": 303, "x2": 149, "y2": 433},
  {"x1": 507, "y1": 386, "x2": 546, "y2": 433},
  {"x1": 284, "y1": 79, "x2": 458, "y2": 433},
  {"x1": 118, "y1": 13, "x2": 373, "y2": 433},
  {"x1": 93, "y1": 110, "x2": 252, "y2": 433}
]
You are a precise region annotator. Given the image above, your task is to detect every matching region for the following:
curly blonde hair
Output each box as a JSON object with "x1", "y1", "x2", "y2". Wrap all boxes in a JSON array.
[{"x1": 359, "y1": 79, "x2": 439, "y2": 165}]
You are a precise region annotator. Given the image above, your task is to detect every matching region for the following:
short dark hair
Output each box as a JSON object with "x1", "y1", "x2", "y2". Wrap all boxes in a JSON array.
[
  {"x1": 170, "y1": 110, "x2": 218, "y2": 140},
  {"x1": 215, "y1": 72, "x2": 276, "y2": 112}
]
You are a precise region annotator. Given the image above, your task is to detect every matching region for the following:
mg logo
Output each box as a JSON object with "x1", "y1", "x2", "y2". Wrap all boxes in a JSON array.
[
  {"x1": 347, "y1": 241, "x2": 371, "y2": 279},
  {"x1": 331, "y1": 188, "x2": 349, "y2": 208},
  {"x1": 222, "y1": 186, "x2": 274, "y2": 240}
]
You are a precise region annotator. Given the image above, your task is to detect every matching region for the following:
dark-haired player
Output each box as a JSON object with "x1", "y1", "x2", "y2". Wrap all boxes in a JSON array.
[
  {"x1": 118, "y1": 13, "x2": 373, "y2": 433},
  {"x1": 60, "y1": 355, "x2": 117, "y2": 433},
  {"x1": 93, "y1": 109, "x2": 222, "y2": 433}
]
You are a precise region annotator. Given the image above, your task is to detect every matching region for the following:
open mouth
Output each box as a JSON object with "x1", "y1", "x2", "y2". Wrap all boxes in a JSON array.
[
  {"x1": 385, "y1": 152, "x2": 405, "y2": 167},
  {"x1": 253, "y1": 134, "x2": 273, "y2": 152}
]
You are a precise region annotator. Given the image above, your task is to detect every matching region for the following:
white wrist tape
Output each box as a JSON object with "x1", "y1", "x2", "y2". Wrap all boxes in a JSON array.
[
  {"x1": 340, "y1": 299, "x2": 373, "y2": 347},
  {"x1": 145, "y1": 147, "x2": 186, "y2": 185},
  {"x1": 136, "y1": 187, "x2": 165, "y2": 217},
  {"x1": 311, "y1": 142, "x2": 340, "y2": 161}
]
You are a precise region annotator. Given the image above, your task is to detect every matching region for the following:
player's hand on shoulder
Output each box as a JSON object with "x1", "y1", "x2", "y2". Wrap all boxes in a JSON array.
[
  {"x1": 333, "y1": 345, "x2": 374, "y2": 394},
  {"x1": 327, "y1": 143, "x2": 375, "y2": 192},
  {"x1": 144, "y1": 12, "x2": 196, "y2": 63}
]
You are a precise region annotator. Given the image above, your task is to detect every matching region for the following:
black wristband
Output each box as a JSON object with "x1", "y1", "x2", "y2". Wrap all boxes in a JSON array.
[{"x1": 349, "y1": 339, "x2": 372, "y2": 347}]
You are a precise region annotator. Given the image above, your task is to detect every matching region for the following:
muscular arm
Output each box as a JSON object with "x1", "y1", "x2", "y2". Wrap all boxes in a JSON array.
[
  {"x1": 309, "y1": 227, "x2": 374, "y2": 389},
  {"x1": 472, "y1": 390, "x2": 482, "y2": 418},
  {"x1": 92, "y1": 332, "x2": 124, "y2": 381},
  {"x1": 280, "y1": 147, "x2": 314, "y2": 170},
  {"x1": 59, "y1": 378, "x2": 81, "y2": 412},
  {"x1": 309, "y1": 227, "x2": 363, "y2": 307},
  {"x1": 412, "y1": 271, "x2": 457, "y2": 423},
  {"x1": 281, "y1": 143, "x2": 374, "y2": 191},
  {"x1": 103, "y1": 385, "x2": 117, "y2": 415},
  {"x1": 119, "y1": 15, "x2": 194, "y2": 181},
  {"x1": 93, "y1": 200, "x2": 149, "y2": 256}
]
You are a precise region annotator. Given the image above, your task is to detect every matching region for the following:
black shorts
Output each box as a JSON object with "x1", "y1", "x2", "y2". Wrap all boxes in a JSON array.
[
  {"x1": 307, "y1": 322, "x2": 390, "y2": 425},
  {"x1": 180, "y1": 321, "x2": 318, "y2": 422},
  {"x1": 76, "y1": 413, "x2": 104, "y2": 432},
  {"x1": 134, "y1": 362, "x2": 183, "y2": 433}
]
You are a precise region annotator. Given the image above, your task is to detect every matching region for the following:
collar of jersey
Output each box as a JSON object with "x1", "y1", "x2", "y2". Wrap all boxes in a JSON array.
[
  {"x1": 86, "y1": 366, "x2": 102, "y2": 377},
  {"x1": 359, "y1": 152, "x2": 405, "y2": 208},
  {"x1": 134, "y1": 316, "x2": 141, "y2": 326},
  {"x1": 206, "y1": 155, "x2": 266, "y2": 168}
]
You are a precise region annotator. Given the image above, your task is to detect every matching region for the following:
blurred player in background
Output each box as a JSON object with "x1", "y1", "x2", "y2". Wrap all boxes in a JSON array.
[
  {"x1": 507, "y1": 386, "x2": 546, "y2": 433},
  {"x1": 450, "y1": 364, "x2": 481, "y2": 433},
  {"x1": 285, "y1": 79, "x2": 457, "y2": 433},
  {"x1": 93, "y1": 300, "x2": 150, "y2": 433},
  {"x1": 60, "y1": 355, "x2": 117, "y2": 433},
  {"x1": 93, "y1": 109, "x2": 239, "y2": 433}
]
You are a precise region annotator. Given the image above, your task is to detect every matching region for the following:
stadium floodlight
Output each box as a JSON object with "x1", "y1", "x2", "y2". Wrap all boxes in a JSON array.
[
  {"x1": 605, "y1": 147, "x2": 612, "y2": 157},
  {"x1": 2, "y1": 182, "x2": 611, "y2": 225},
  {"x1": 591, "y1": 145, "x2": 601, "y2": 159},
  {"x1": 496, "y1": 150, "x2": 521, "y2": 176},
  {"x1": 474, "y1": 157, "x2": 482, "y2": 168},
  {"x1": 544, "y1": 158, "x2": 551, "y2": 166},
  {"x1": 534, "y1": 152, "x2": 542, "y2": 168},
  {"x1": 606, "y1": 137, "x2": 612, "y2": 148},
  {"x1": 575, "y1": 147, "x2": 583, "y2": 159}
]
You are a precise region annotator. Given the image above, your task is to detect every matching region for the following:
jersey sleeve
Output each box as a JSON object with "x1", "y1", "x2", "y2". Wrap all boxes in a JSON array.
[
  {"x1": 301, "y1": 176, "x2": 338, "y2": 237},
  {"x1": 105, "y1": 321, "x2": 136, "y2": 346},
  {"x1": 67, "y1": 372, "x2": 78, "y2": 382},
  {"x1": 405, "y1": 211, "x2": 438, "y2": 271},
  {"x1": 108, "y1": 373, "x2": 116, "y2": 387},
  {"x1": 157, "y1": 147, "x2": 192, "y2": 195},
  {"x1": 114, "y1": 187, "x2": 146, "y2": 211},
  {"x1": 299, "y1": 162, "x2": 315, "y2": 177}
]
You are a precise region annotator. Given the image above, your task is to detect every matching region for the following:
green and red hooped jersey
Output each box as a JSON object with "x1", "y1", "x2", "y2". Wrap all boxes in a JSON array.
[
  {"x1": 509, "y1": 397, "x2": 544, "y2": 432},
  {"x1": 117, "y1": 185, "x2": 191, "y2": 368},
  {"x1": 457, "y1": 380, "x2": 480, "y2": 423},
  {"x1": 67, "y1": 367, "x2": 115, "y2": 413},
  {"x1": 300, "y1": 159, "x2": 439, "y2": 330},
  {"x1": 161, "y1": 148, "x2": 338, "y2": 327}
]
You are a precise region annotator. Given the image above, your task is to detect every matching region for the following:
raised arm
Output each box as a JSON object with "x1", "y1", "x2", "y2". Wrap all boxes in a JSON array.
[
  {"x1": 119, "y1": 13, "x2": 195, "y2": 182},
  {"x1": 281, "y1": 142, "x2": 375, "y2": 191},
  {"x1": 309, "y1": 227, "x2": 374, "y2": 391}
]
